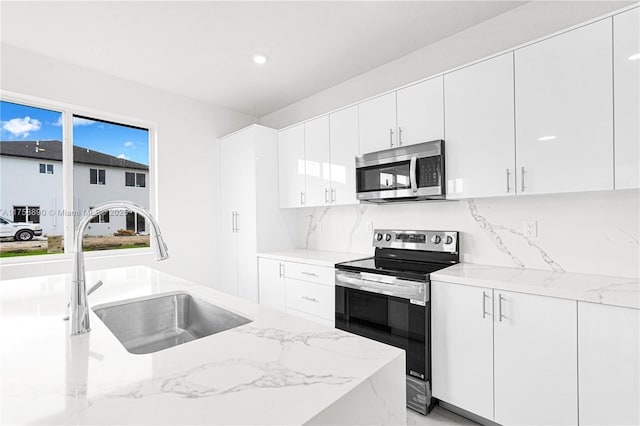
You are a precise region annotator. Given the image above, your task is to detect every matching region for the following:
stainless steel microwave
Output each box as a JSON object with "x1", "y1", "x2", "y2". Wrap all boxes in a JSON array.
[{"x1": 356, "y1": 140, "x2": 445, "y2": 203}]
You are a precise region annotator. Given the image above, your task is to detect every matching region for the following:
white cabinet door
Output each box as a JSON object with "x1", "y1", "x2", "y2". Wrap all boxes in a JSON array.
[
  {"x1": 358, "y1": 92, "x2": 397, "y2": 154},
  {"x1": 431, "y1": 282, "x2": 494, "y2": 420},
  {"x1": 578, "y1": 302, "x2": 639, "y2": 426},
  {"x1": 258, "y1": 258, "x2": 286, "y2": 311},
  {"x1": 494, "y1": 290, "x2": 578, "y2": 425},
  {"x1": 329, "y1": 106, "x2": 359, "y2": 205},
  {"x1": 445, "y1": 53, "x2": 516, "y2": 199},
  {"x1": 515, "y1": 19, "x2": 613, "y2": 195},
  {"x1": 614, "y1": 8, "x2": 640, "y2": 189},
  {"x1": 304, "y1": 115, "x2": 331, "y2": 207},
  {"x1": 396, "y1": 77, "x2": 444, "y2": 147},
  {"x1": 219, "y1": 133, "x2": 244, "y2": 296},
  {"x1": 278, "y1": 124, "x2": 306, "y2": 208}
]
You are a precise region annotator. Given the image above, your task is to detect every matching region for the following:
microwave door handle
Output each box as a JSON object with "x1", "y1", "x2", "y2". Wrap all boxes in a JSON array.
[{"x1": 410, "y1": 157, "x2": 418, "y2": 193}]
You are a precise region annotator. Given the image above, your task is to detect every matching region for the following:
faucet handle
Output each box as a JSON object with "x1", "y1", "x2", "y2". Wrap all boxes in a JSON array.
[{"x1": 63, "y1": 280, "x2": 103, "y2": 321}]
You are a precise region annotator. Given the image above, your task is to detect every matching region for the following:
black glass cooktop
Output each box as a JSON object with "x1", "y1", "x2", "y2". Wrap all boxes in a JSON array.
[{"x1": 335, "y1": 257, "x2": 450, "y2": 281}]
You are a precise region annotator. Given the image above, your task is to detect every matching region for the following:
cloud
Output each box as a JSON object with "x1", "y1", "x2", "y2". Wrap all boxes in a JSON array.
[
  {"x1": 2, "y1": 116, "x2": 42, "y2": 138},
  {"x1": 124, "y1": 141, "x2": 135, "y2": 148},
  {"x1": 117, "y1": 153, "x2": 130, "y2": 160},
  {"x1": 52, "y1": 116, "x2": 63, "y2": 127},
  {"x1": 72, "y1": 117, "x2": 96, "y2": 126}
]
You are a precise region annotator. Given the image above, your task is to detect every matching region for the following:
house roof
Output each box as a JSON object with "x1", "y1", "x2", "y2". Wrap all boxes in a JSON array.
[{"x1": 0, "y1": 140, "x2": 148, "y2": 171}]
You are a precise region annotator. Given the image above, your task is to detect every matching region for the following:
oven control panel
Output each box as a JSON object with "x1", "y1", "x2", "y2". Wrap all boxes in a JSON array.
[{"x1": 373, "y1": 229, "x2": 458, "y2": 253}]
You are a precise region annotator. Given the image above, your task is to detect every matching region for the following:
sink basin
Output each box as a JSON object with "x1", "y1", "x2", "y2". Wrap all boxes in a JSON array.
[{"x1": 93, "y1": 292, "x2": 252, "y2": 354}]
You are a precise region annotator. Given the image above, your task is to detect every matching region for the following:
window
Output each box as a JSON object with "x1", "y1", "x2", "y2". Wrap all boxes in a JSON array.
[
  {"x1": 0, "y1": 97, "x2": 153, "y2": 258},
  {"x1": 39, "y1": 163, "x2": 54, "y2": 174},
  {"x1": 126, "y1": 172, "x2": 146, "y2": 187},
  {"x1": 1, "y1": 100, "x2": 63, "y2": 256},
  {"x1": 13, "y1": 206, "x2": 40, "y2": 223},
  {"x1": 90, "y1": 168, "x2": 106, "y2": 185},
  {"x1": 89, "y1": 207, "x2": 110, "y2": 224},
  {"x1": 73, "y1": 114, "x2": 150, "y2": 251},
  {"x1": 126, "y1": 212, "x2": 146, "y2": 233}
]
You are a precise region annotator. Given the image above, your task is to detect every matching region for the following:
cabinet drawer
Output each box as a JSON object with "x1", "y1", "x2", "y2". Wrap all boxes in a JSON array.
[
  {"x1": 284, "y1": 262, "x2": 334, "y2": 285},
  {"x1": 285, "y1": 278, "x2": 334, "y2": 321}
]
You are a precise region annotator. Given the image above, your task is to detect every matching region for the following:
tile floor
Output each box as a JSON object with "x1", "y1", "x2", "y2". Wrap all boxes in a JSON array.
[{"x1": 407, "y1": 406, "x2": 478, "y2": 425}]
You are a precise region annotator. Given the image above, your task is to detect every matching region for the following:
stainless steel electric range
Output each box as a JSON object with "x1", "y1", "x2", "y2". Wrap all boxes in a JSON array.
[{"x1": 334, "y1": 229, "x2": 459, "y2": 415}]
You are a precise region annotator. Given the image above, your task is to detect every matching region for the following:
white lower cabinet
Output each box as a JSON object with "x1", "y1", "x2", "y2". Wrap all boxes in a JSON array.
[
  {"x1": 432, "y1": 282, "x2": 494, "y2": 420},
  {"x1": 432, "y1": 282, "x2": 578, "y2": 425},
  {"x1": 257, "y1": 258, "x2": 285, "y2": 311},
  {"x1": 494, "y1": 290, "x2": 578, "y2": 426},
  {"x1": 578, "y1": 302, "x2": 639, "y2": 426},
  {"x1": 258, "y1": 258, "x2": 335, "y2": 327}
]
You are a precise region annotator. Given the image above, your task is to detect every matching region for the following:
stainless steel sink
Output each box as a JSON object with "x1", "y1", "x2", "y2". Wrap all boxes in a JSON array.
[{"x1": 93, "y1": 292, "x2": 252, "y2": 354}]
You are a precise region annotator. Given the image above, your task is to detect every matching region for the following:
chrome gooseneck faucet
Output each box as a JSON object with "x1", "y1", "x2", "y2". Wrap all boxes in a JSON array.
[{"x1": 69, "y1": 201, "x2": 169, "y2": 336}]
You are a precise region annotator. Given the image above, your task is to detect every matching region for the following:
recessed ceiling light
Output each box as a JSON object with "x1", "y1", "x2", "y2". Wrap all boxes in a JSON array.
[{"x1": 253, "y1": 54, "x2": 267, "y2": 65}]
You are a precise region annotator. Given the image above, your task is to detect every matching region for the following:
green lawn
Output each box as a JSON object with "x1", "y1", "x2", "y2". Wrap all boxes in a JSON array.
[{"x1": 0, "y1": 250, "x2": 50, "y2": 258}]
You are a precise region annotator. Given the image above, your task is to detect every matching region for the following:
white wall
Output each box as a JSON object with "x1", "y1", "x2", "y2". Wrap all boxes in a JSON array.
[
  {"x1": 260, "y1": 1, "x2": 633, "y2": 129},
  {"x1": 0, "y1": 156, "x2": 63, "y2": 235},
  {"x1": 0, "y1": 44, "x2": 256, "y2": 284},
  {"x1": 73, "y1": 164, "x2": 149, "y2": 236},
  {"x1": 299, "y1": 190, "x2": 640, "y2": 279}
]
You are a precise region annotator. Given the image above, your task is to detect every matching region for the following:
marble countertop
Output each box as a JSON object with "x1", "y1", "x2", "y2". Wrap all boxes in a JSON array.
[
  {"x1": 257, "y1": 249, "x2": 370, "y2": 268},
  {"x1": 431, "y1": 263, "x2": 640, "y2": 310},
  {"x1": 0, "y1": 266, "x2": 404, "y2": 425}
]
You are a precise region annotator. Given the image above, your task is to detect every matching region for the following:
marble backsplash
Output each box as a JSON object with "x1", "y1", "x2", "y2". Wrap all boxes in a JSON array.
[{"x1": 296, "y1": 190, "x2": 640, "y2": 278}]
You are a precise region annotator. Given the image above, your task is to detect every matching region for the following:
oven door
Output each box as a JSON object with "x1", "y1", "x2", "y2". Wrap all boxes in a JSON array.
[
  {"x1": 335, "y1": 270, "x2": 429, "y2": 381},
  {"x1": 356, "y1": 140, "x2": 445, "y2": 201}
]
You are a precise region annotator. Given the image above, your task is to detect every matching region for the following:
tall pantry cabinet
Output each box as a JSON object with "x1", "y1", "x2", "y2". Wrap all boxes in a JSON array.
[{"x1": 218, "y1": 124, "x2": 295, "y2": 302}]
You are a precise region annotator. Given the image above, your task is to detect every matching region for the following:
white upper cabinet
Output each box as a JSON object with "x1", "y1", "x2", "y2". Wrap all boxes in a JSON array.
[
  {"x1": 578, "y1": 302, "x2": 639, "y2": 426},
  {"x1": 614, "y1": 8, "x2": 640, "y2": 189},
  {"x1": 358, "y1": 92, "x2": 397, "y2": 154},
  {"x1": 304, "y1": 115, "x2": 331, "y2": 206},
  {"x1": 494, "y1": 291, "x2": 578, "y2": 426},
  {"x1": 444, "y1": 53, "x2": 516, "y2": 199},
  {"x1": 396, "y1": 77, "x2": 444, "y2": 147},
  {"x1": 329, "y1": 106, "x2": 359, "y2": 205},
  {"x1": 515, "y1": 19, "x2": 614, "y2": 195},
  {"x1": 278, "y1": 124, "x2": 306, "y2": 208}
]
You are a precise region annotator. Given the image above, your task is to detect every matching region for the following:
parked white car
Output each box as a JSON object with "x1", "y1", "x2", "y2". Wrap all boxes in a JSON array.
[{"x1": 0, "y1": 217, "x2": 43, "y2": 241}]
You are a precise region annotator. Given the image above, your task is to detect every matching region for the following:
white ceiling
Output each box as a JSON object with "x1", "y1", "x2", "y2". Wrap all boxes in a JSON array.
[{"x1": 0, "y1": 1, "x2": 525, "y2": 117}]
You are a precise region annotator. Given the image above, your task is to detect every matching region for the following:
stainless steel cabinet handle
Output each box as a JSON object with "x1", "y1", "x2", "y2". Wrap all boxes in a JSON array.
[
  {"x1": 235, "y1": 212, "x2": 239, "y2": 232},
  {"x1": 398, "y1": 126, "x2": 403, "y2": 146},
  {"x1": 302, "y1": 296, "x2": 319, "y2": 303},
  {"x1": 301, "y1": 272, "x2": 318, "y2": 277},
  {"x1": 325, "y1": 188, "x2": 329, "y2": 204},
  {"x1": 231, "y1": 212, "x2": 235, "y2": 232},
  {"x1": 482, "y1": 291, "x2": 488, "y2": 319},
  {"x1": 498, "y1": 294, "x2": 505, "y2": 322},
  {"x1": 278, "y1": 262, "x2": 284, "y2": 278},
  {"x1": 521, "y1": 167, "x2": 525, "y2": 193},
  {"x1": 389, "y1": 128, "x2": 395, "y2": 147},
  {"x1": 300, "y1": 191, "x2": 305, "y2": 206},
  {"x1": 331, "y1": 188, "x2": 336, "y2": 204},
  {"x1": 506, "y1": 169, "x2": 511, "y2": 193}
]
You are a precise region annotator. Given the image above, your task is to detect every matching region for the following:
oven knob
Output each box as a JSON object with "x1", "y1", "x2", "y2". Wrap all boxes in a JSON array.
[
  {"x1": 445, "y1": 235, "x2": 454, "y2": 245},
  {"x1": 431, "y1": 235, "x2": 442, "y2": 244},
  {"x1": 385, "y1": 233, "x2": 392, "y2": 242},
  {"x1": 376, "y1": 233, "x2": 383, "y2": 241}
]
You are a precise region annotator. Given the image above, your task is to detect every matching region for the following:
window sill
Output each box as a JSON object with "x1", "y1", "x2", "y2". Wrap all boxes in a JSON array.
[{"x1": 0, "y1": 247, "x2": 154, "y2": 266}]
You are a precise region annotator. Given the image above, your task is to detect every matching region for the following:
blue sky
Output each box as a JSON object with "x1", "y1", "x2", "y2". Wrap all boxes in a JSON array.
[{"x1": 1, "y1": 100, "x2": 149, "y2": 165}]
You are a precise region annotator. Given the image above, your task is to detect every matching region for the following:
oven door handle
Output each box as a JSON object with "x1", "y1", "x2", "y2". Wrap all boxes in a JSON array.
[
  {"x1": 335, "y1": 270, "x2": 428, "y2": 303},
  {"x1": 410, "y1": 156, "x2": 418, "y2": 193}
]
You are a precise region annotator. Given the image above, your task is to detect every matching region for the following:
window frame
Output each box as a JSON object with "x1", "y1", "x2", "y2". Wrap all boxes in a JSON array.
[
  {"x1": 90, "y1": 168, "x2": 106, "y2": 185},
  {"x1": 0, "y1": 90, "x2": 158, "y2": 265},
  {"x1": 39, "y1": 163, "x2": 54, "y2": 174}
]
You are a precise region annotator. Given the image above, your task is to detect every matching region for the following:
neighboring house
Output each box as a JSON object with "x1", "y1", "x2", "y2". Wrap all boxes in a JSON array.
[{"x1": 0, "y1": 140, "x2": 149, "y2": 236}]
